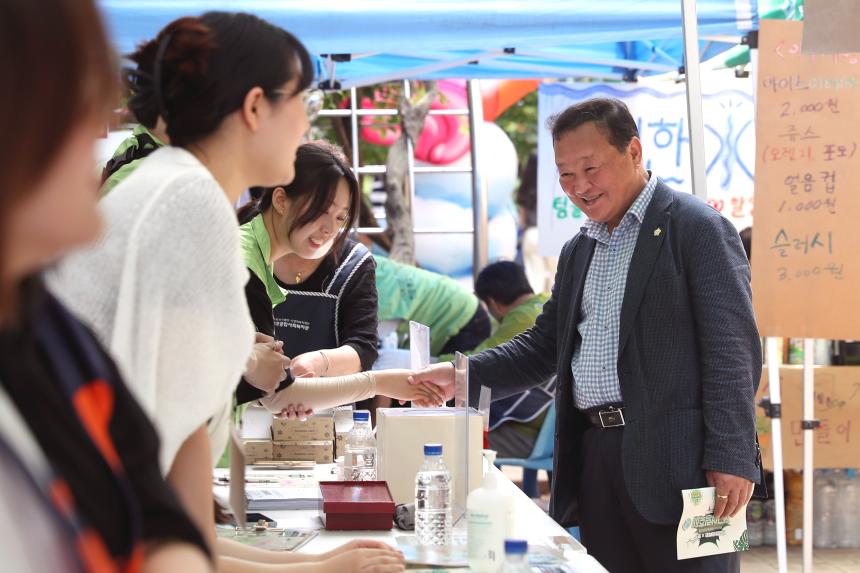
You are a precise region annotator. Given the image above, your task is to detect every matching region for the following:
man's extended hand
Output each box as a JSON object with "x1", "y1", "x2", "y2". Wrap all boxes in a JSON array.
[
  {"x1": 290, "y1": 351, "x2": 326, "y2": 378},
  {"x1": 706, "y1": 470, "x2": 753, "y2": 520},
  {"x1": 406, "y1": 363, "x2": 456, "y2": 407}
]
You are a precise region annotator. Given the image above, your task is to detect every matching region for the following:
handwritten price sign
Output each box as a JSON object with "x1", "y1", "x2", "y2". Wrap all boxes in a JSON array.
[
  {"x1": 757, "y1": 367, "x2": 860, "y2": 469},
  {"x1": 752, "y1": 20, "x2": 860, "y2": 339}
]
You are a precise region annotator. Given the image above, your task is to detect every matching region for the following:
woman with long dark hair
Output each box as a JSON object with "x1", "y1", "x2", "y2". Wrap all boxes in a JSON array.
[{"x1": 53, "y1": 12, "x2": 408, "y2": 573}]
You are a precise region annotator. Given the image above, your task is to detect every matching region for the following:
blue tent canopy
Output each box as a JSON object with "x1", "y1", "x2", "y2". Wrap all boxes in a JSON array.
[{"x1": 99, "y1": 0, "x2": 758, "y2": 86}]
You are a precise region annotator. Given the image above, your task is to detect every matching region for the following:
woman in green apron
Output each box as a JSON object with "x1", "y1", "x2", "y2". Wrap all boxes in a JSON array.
[
  {"x1": 236, "y1": 141, "x2": 426, "y2": 411},
  {"x1": 272, "y1": 236, "x2": 377, "y2": 377}
]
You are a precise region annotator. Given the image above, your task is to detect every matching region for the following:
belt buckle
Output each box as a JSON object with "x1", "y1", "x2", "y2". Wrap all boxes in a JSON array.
[{"x1": 598, "y1": 407, "x2": 625, "y2": 428}]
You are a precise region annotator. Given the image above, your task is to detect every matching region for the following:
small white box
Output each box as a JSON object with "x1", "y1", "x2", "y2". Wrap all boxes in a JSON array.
[
  {"x1": 240, "y1": 405, "x2": 274, "y2": 440},
  {"x1": 376, "y1": 408, "x2": 483, "y2": 507}
]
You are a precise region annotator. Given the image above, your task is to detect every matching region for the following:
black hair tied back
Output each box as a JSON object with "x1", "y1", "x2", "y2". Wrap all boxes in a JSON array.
[
  {"x1": 124, "y1": 12, "x2": 314, "y2": 148},
  {"x1": 152, "y1": 32, "x2": 174, "y2": 121}
]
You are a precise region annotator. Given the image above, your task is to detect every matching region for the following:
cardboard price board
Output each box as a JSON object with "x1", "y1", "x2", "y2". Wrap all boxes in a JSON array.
[
  {"x1": 803, "y1": 0, "x2": 860, "y2": 55},
  {"x1": 756, "y1": 366, "x2": 860, "y2": 469},
  {"x1": 751, "y1": 20, "x2": 860, "y2": 339}
]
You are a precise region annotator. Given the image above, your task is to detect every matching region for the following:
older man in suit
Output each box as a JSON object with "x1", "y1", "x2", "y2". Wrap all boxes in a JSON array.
[{"x1": 411, "y1": 98, "x2": 762, "y2": 572}]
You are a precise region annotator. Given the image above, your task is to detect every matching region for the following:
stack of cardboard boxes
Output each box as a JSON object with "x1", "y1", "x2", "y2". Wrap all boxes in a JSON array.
[
  {"x1": 242, "y1": 439, "x2": 273, "y2": 463},
  {"x1": 242, "y1": 415, "x2": 336, "y2": 464},
  {"x1": 272, "y1": 416, "x2": 334, "y2": 464}
]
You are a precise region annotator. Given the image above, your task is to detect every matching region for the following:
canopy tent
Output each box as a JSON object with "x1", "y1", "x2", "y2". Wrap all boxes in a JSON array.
[{"x1": 99, "y1": 0, "x2": 759, "y2": 87}]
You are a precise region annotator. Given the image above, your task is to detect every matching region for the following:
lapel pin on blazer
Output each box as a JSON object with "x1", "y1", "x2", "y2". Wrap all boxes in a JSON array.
[{"x1": 653, "y1": 227, "x2": 662, "y2": 237}]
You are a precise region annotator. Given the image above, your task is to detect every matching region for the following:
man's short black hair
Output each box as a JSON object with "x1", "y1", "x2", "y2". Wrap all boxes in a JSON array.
[
  {"x1": 475, "y1": 261, "x2": 534, "y2": 306},
  {"x1": 547, "y1": 97, "x2": 639, "y2": 152}
]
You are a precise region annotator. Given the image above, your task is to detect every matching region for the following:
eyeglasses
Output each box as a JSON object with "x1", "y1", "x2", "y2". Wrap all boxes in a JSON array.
[
  {"x1": 268, "y1": 88, "x2": 325, "y2": 123},
  {"x1": 303, "y1": 89, "x2": 324, "y2": 123}
]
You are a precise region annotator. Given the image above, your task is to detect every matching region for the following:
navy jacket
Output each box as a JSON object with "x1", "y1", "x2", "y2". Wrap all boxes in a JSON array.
[{"x1": 469, "y1": 181, "x2": 762, "y2": 526}]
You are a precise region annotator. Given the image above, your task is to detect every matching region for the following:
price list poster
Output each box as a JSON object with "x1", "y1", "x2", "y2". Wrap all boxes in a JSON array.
[{"x1": 752, "y1": 19, "x2": 860, "y2": 339}]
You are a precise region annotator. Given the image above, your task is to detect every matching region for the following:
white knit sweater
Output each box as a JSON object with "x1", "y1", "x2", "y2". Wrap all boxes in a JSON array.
[{"x1": 51, "y1": 146, "x2": 255, "y2": 473}]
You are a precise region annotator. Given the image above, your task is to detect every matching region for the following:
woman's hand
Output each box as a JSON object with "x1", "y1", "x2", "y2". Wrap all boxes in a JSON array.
[
  {"x1": 244, "y1": 336, "x2": 290, "y2": 395},
  {"x1": 374, "y1": 369, "x2": 446, "y2": 406},
  {"x1": 319, "y1": 539, "x2": 399, "y2": 561},
  {"x1": 274, "y1": 403, "x2": 314, "y2": 421},
  {"x1": 313, "y1": 540, "x2": 404, "y2": 573}
]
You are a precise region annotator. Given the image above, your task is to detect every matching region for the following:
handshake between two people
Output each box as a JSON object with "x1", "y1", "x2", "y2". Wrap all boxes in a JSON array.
[{"x1": 246, "y1": 336, "x2": 461, "y2": 420}]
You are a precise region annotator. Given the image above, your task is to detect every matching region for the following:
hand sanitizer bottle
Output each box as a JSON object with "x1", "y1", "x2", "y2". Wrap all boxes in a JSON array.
[{"x1": 467, "y1": 450, "x2": 514, "y2": 572}]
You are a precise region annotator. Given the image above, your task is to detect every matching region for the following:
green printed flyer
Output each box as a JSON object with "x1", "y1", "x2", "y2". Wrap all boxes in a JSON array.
[{"x1": 676, "y1": 487, "x2": 749, "y2": 561}]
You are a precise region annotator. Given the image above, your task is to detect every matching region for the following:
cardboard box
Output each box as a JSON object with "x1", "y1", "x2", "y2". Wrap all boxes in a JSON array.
[
  {"x1": 242, "y1": 440, "x2": 273, "y2": 463},
  {"x1": 271, "y1": 416, "x2": 334, "y2": 442},
  {"x1": 273, "y1": 440, "x2": 334, "y2": 464},
  {"x1": 376, "y1": 408, "x2": 483, "y2": 506}
]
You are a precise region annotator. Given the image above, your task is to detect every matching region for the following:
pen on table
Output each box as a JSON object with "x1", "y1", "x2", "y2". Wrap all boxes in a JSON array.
[{"x1": 213, "y1": 476, "x2": 281, "y2": 485}]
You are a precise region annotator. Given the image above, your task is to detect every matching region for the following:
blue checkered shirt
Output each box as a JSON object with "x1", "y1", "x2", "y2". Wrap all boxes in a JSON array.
[{"x1": 571, "y1": 174, "x2": 658, "y2": 410}]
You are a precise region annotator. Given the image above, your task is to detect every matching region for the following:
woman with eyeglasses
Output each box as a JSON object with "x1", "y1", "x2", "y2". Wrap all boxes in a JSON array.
[
  {"x1": 53, "y1": 12, "x2": 409, "y2": 573},
  {"x1": 234, "y1": 142, "x2": 426, "y2": 417}
]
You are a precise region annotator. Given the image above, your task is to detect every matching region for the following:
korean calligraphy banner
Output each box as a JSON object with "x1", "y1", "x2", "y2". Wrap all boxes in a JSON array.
[
  {"x1": 537, "y1": 80, "x2": 755, "y2": 256},
  {"x1": 752, "y1": 20, "x2": 860, "y2": 339},
  {"x1": 756, "y1": 366, "x2": 860, "y2": 469}
]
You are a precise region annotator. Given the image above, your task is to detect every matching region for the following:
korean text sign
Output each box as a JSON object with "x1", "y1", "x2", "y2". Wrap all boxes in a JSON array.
[{"x1": 752, "y1": 20, "x2": 860, "y2": 339}]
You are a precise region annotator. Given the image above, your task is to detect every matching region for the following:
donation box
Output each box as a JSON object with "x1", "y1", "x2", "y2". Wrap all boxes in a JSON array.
[{"x1": 376, "y1": 407, "x2": 483, "y2": 510}]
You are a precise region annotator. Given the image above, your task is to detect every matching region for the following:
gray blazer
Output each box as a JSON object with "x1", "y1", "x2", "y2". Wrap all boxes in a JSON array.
[{"x1": 470, "y1": 181, "x2": 762, "y2": 526}]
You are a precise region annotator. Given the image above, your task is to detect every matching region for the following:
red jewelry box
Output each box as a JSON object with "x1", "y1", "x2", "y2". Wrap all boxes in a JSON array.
[{"x1": 319, "y1": 481, "x2": 395, "y2": 530}]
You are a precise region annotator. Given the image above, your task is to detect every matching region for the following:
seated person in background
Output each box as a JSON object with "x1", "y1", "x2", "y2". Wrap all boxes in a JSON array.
[
  {"x1": 442, "y1": 261, "x2": 554, "y2": 458},
  {"x1": 374, "y1": 255, "x2": 491, "y2": 356}
]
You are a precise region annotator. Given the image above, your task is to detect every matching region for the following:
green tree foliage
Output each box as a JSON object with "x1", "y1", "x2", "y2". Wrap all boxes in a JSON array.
[{"x1": 494, "y1": 90, "x2": 538, "y2": 170}]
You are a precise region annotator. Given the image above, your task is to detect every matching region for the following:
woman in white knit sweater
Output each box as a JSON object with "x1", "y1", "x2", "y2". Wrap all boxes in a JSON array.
[{"x1": 53, "y1": 12, "x2": 435, "y2": 573}]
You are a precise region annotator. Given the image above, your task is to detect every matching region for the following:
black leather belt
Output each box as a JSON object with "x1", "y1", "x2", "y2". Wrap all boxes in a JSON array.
[{"x1": 584, "y1": 405, "x2": 626, "y2": 429}]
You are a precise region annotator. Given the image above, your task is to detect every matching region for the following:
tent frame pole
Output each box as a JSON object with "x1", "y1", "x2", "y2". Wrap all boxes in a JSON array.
[
  {"x1": 467, "y1": 79, "x2": 489, "y2": 285},
  {"x1": 802, "y1": 339, "x2": 816, "y2": 573},
  {"x1": 764, "y1": 338, "x2": 790, "y2": 573},
  {"x1": 401, "y1": 80, "x2": 418, "y2": 223},
  {"x1": 680, "y1": 0, "x2": 709, "y2": 200},
  {"x1": 349, "y1": 87, "x2": 360, "y2": 175},
  {"x1": 340, "y1": 50, "x2": 506, "y2": 89}
]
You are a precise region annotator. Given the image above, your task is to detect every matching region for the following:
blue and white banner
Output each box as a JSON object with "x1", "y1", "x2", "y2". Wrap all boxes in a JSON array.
[{"x1": 537, "y1": 80, "x2": 755, "y2": 256}]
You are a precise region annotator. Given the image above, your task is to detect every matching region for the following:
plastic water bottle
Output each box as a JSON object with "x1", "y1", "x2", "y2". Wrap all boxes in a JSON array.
[
  {"x1": 746, "y1": 500, "x2": 764, "y2": 547},
  {"x1": 836, "y1": 469, "x2": 860, "y2": 548},
  {"x1": 813, "y1": 469, "x2": 838, "y2": 548},
  {"x1": 785, "y1": 471, "x2": 804, "y2": 545},
  {"x1": 763, "y1": 499, "x2": 777, "y2": 546},
  {"x1": 344, "y1": 411, "x2": 376, "y2": 481},
  {"x1": 500, "y1": 539, "x2": 531, "y2": 573},
  {"x1": 415, "y1": 443, "x2": 452, "y2": 546}
]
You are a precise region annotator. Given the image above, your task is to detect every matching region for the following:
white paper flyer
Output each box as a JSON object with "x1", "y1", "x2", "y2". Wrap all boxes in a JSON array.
[{"x1": 677, "y1": 487, "x2": 749, "y2": 560}]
